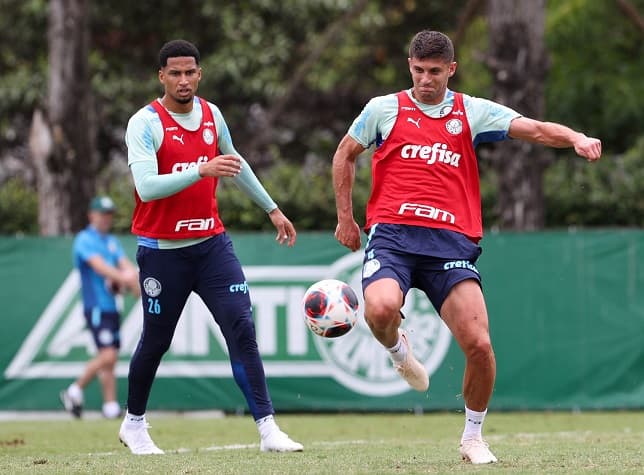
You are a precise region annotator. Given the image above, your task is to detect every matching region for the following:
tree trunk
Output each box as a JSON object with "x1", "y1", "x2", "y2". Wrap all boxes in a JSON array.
[
  {"x1": 486, "y1": 0, "x2": 550, "y2": 230},
  {"x1": 31, "y1": 0, "x2": 96, "y2": 236}
]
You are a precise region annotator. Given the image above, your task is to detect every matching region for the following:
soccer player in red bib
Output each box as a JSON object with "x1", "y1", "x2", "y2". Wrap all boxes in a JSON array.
[
  {"x1": 120, "y1": 40, "x2": 302, "y2": 455},
  {"x1": 332, "y1": 30, "x2": 601, "y2": 464}
]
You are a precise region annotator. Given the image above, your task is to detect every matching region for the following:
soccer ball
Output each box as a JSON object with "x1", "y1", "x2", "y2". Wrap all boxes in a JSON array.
[{"x1": 302, "y1": 279, "x2": 359, "y2": 338}]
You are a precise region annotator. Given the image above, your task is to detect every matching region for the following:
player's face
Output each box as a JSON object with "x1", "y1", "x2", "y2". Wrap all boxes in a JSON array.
[
  {"x1": 159, "y1": 56, "x2": 202, "y2": 112},
  {"x1": 89, "y1": 211, "x2": 113, "y2": 234},
  {"x1": 408, "y1": 57, "x2": 456, "y2": 105}
]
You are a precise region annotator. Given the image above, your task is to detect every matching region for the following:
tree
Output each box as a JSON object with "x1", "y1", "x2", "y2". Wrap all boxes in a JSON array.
[
  {"x1": 545, "y1": 0, "x2": 644, "y2": 152},
  {"x1": 29, "y1": 0, "x2": 97, "y2": 235},
  {"x1": 486, "y1": 0, "x2": 551, "y2": 230},
  {"x1": 2, "y1": 0, "x2": 641, "y2": 234}
]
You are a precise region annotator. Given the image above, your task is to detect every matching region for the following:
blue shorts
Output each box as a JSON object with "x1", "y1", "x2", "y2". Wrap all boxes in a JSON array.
[
  {"x1": 84, "y1": 309, "x2": 121, "y2": 349},
  {"x1": 362, "y1": 224, "x2": 482, "y2": 313}
]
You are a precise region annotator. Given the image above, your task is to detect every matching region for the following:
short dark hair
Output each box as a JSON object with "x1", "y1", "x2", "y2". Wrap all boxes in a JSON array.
[
  {"x1": 408, "y1": 30, "x2": 454, "y2": 62},
  {"x1": 159, "y1": 39, "x2": 200, "y2": 68}
]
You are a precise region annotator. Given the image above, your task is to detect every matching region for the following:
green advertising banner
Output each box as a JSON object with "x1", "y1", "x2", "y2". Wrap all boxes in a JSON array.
[{"x1": 0, "y1": 230, "x2": 643, "y2": 413}]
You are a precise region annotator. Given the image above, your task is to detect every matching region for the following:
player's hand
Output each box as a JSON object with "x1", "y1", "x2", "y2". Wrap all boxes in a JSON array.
[
  {"x1": 269, "y1": 208, "x2": 296, "y2": 247},
  {"x1": 106, "y1": 279, "x2": 121, "y2": 295},
  {"x1": 335, "y1": 220, "x2": 362, "y2": 252},
  {"x1": 574, "y1": 136, "x2": 602, "y2": 162},
  {"x1": 198, "y1": 154, "x2": 242, "y2": 177},
  {"x1": 119, "y1": 268, "x2": 141, "y2": 297}
]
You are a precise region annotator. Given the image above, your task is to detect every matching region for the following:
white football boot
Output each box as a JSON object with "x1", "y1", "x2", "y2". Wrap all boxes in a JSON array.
[
  {"x1": 393, "y1": 330, "x2": 430, "y2": 391},
  {"x1": 260, "y1": 430, "x2": 304, "y2": 452},
  {"x1": 119, "y1": 415, "x2": 164, "y2": 455},
  {"x1": 459, "y1": 438, "x2": 498, "y2": 464}
]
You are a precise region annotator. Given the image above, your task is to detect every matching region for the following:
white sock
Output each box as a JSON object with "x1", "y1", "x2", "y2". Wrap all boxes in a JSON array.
[
  {"x1": 256, "y1": 414, "x2": 278, "y2": 439},
  {"x1": 461, "y1": 406, "x2": 487, "y2": 442},
  {"x1": 125, "y1": 411, "x2": 145, "y2": 424},
  {"x1": 387, "y1": 336, "x2": 407, "y2": 364},
  {"x1": 67, "y1": 383, "x2": 83, "y2": 402}
]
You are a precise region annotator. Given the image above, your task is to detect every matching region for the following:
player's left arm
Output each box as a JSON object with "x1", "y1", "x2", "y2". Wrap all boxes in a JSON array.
[
  {"x1": 508, "y1": 117, "x2": 602, "y2": 161},
  {"x1": 211, "y1": 103, "x2": 296, "y2": 247}
]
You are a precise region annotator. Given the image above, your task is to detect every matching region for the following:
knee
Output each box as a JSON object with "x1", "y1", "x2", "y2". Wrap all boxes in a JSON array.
[
  {"x1": 97, "y1": 347, "x2": 118, "y2": 370},
  {"x1": 364, "y1": 296, "x2": 401, "y2": 332},
  {"x1": 220, "y1": 315, "x2": 258, "y2": 359},
  {"x1": 230, "y1": 315, "x2": 257, "y2": 342},
  {"x1": 139, "y1": 326, "x2": 174, "y2": 357},
  {"x1": 151, "y1": 336, "x2": 173, "y2": 356},
  {"x1": 463, "y1": 338, "x2": 495, "y2": 366}
]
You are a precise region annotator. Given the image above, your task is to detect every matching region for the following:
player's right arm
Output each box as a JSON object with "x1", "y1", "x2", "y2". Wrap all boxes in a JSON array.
[
  {"x1": 126, "y1": 109, "x2": 204, "y2": 201},
  {"x1": 86, "y1": 255, "x2": 134, "y2": 289},
  {"x1": 333, "y1": 134, "x2": 366, "y2": 252},
  {"x1": 114, "y1": 239, "x2": 140, "y2": 296},
  {"x1": 74, "y1": 233, "x2": 135, "y2": 290},
  {"x1": 333, "y1": 95, "x2": 392, "y2": 252}
]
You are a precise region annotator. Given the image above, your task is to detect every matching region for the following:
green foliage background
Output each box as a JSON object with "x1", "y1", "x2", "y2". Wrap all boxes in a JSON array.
[{"x1": 0, "y1": 0, "x2": 643, "y2": 234}]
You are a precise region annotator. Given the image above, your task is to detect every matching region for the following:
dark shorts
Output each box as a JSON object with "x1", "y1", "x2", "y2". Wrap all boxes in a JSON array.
[
  {"x1": 84, "y1": 309, "x2": 121, "y2": 349},
  {"x1": 135, "y1": 233, "x2": 252, "y2": 336},
  {"x1": 362, "y1": 224, "x2": 483, "y2": 313}
]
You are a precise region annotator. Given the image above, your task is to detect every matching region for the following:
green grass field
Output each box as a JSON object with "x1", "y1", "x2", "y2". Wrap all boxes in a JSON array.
[{"x1": 1, "y1": 411, "x2": 643, "y2": 474}]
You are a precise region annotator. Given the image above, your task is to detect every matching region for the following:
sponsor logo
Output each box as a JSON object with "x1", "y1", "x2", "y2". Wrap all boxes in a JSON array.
[
  {"x1": 229, "y1": 281, "x2": 249, "y2": 294},
  {"x1": 400, "y1": 143, "x2": 461, "y2": 167},
  {"x1": 401, "y1": 106, "x2": 416, "y2": 111},
  {"x1": 398, "y1": 202, "x2": 456, "y2": 224},
  {"x1": 172, "y1": 134, "x2": 185, "y2": 145},
  {"x1": 175, "y1": 217, "x2": 215, "y2": 232},
  {"x1": 407, "y1": 117, "x2": 421, "y2": 129},
  {"x1": 204, "y1": 121, "x2": 214, "y2": 127},
  {"x1": 143, "y1": 277, "x2": 162, "y2": 297},
  {"x1": 165, "y1": 126, "x2": 178, "y2": 132},
  {"x1": 446, "y1": 119, "x2": 463, "y2": 135},
  {"x1": 443, "y1": 260, "x2": 479, "y2": 273},
  {"x1": 172, "y1": 155, "x2": 209, "y2": 173},
  {"x1": 452, "y1": 109, "x2": 464, "y2": 116}
]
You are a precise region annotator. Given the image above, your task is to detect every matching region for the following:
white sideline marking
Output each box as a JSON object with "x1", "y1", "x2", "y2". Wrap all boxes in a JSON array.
[
  {"x1": 201, "y1": 439, "x2": 376, "y2": 452},
  {"x1": 94, "y1": 439, "x2": 379, "y2": 456},
  {"x1": 204, "y1": 443, "x2": 259, "y2": 451},
  {"x1": 487, "y1": 431, "x2": 594, "y2": 441},
  {"x1": 86, "y1": 439, "x2": 381, "y2": 457},
  {"x1": 314, "y1": 439, "x2": 376, "y2": 446},
  {"x1": 0, "y1": 410, "x2": 224, "y2": 421}
]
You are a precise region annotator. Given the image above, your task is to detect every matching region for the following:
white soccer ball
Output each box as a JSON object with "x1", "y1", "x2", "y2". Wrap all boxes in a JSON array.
[{"x1": 302, "y1": 279, "x2": 359, "y2": 338}]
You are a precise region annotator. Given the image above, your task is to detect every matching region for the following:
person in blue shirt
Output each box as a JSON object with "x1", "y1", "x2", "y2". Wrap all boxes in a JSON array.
[{"x1": 60, "y1": 196, "x2": 140, "y2": 419}]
